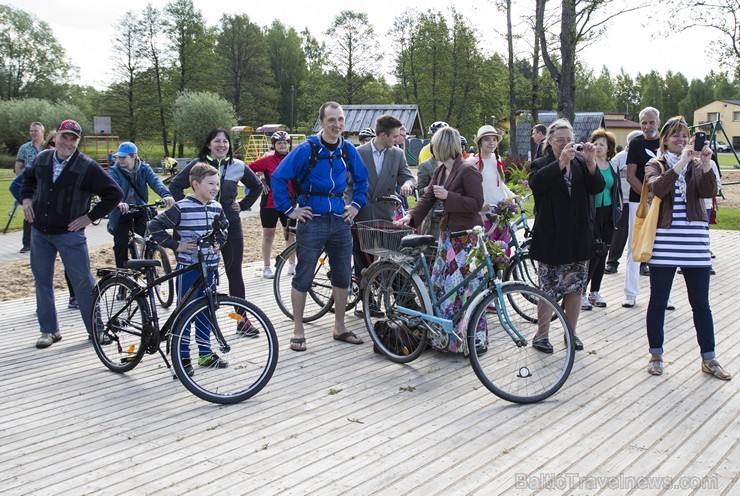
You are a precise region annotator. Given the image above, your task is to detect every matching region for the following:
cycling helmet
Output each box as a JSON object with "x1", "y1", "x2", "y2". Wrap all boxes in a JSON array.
[
  {"x1": 271, "y1": 130, "x2": 291, "y2": 143},
  {"x1": 428, "y1": 121, "x2": 448, "y2": 136},
  {"x1": 358, "y1": 128, "x2": 376, "y2": 139},
  {"x1": 460, "y1": 135, "x2": 468, "y2": 147}
]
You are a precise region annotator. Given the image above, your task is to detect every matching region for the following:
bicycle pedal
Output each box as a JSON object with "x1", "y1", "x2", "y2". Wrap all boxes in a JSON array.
[{"x1": 121, "y1": 355, "x2": 136, "y2": 363}]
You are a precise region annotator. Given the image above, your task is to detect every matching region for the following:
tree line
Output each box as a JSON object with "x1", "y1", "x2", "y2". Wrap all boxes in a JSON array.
[{"x1": 1, "y1": 1, "x2": 738, "y2": 157}]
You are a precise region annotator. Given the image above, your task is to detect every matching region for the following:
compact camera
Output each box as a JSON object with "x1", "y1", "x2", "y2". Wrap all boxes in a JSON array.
[{"x1": 573, "y1": 143, "x2": 584, "y2": 152}]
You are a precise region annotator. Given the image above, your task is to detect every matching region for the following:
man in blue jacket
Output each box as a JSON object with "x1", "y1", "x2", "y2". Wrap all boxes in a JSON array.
[
  {"x1": 271, "y1": 101, "x2": 369, "y2": 352},
  {"x1": 108, "y1": 141, "x2": 174, "y2": 268},
  {"x1": 22, "y1": 120, "x2": 123, "y2": 348}
]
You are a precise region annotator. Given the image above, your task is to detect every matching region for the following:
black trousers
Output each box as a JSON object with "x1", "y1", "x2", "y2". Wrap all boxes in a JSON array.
[{"x1": 113, "y1": 210, "x2": 148, "y2": 268}]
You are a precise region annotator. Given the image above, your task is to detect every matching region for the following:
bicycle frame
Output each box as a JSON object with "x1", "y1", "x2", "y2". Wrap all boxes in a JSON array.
[
  {"x1": 100, "y1": 231, "x2": 230, "y2": 359},
  {"x1": 389, "y1": 227, "x2": 527, "y2": 348}
]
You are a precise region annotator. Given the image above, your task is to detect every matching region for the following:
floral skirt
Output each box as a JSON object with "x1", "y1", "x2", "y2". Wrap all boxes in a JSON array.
[
  {"x1": 430, "y1": 231, "x2": 488, "y2": 353},
  {"x1": 537, "y1": 261, "x2": 588, "y2": 300}
]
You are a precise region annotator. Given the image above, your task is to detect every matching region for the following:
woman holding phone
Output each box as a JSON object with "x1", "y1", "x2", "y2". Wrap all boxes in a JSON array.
[{"x1": 643, "y1": 116, "x2": 730, "y2": 380}]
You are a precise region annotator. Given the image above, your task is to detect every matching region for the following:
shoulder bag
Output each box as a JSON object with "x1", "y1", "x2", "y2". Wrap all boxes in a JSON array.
[{"x1": 631, "y1": 162, "x2": 665, "y2": 263}]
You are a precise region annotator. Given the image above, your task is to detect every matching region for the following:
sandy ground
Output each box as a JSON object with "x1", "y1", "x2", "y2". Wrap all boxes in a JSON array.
[
  {"x1": 2, "y1": 169, "x2": 739, "y2": 301},
  {"x1": 0, "y1": 218, "x2": 291, "y2": 301}
]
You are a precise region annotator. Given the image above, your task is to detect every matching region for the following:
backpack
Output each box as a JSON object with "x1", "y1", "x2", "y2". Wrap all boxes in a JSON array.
[{"x1": 290, "y1": 140, "x2": 350, "y2": 202}]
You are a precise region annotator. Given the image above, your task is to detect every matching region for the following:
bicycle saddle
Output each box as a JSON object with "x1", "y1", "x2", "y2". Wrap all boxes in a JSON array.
[
  {"x1": 125, "y1": 259, "x2": 162, "y2": 270},
  {"x1": 400, "y1": 234, "x2": 436, "y2": 249}
]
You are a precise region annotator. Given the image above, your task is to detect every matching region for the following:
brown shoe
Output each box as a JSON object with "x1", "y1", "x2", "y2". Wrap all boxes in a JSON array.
[
  {"x1": 647, "y1": 357, "x2": 663, "y2": 376},
  {"x1": 702, "y1": 359, "x2": 732, "y2": 381}
]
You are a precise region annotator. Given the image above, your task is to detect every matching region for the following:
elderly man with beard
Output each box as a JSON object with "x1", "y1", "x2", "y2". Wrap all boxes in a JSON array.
[{"x1": 622, "y1": 107, "x2": 675, "y2": 310}]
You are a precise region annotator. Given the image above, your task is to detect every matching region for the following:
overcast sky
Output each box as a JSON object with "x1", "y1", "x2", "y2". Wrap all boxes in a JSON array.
[{"x1": 6, "y1": 0, "x2": 723, "y2": 90}]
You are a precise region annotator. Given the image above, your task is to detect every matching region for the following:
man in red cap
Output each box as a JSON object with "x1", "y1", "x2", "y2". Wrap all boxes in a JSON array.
[{"x1": 21, "y1": 119, "x2": 123, "y2": 348}]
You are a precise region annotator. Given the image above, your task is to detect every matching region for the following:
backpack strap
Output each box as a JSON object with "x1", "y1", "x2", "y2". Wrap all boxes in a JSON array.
[{"x1": 295, "y1": 140, "x2": 349, "y2": 199}]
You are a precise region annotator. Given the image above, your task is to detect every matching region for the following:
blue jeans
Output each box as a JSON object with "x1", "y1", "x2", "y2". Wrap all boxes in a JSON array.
[
  {"x1": 647, "y1": 266, "x2": 715, "y2": 359},
  {"x1": 30, "y1": 228, "x2": 96, "y2": 335},
  {"x1": 176, "y1": 264, "x2": 216, "y2": 359},
  {"x1": 292, "y1": 216, "x2": 352, "y2": 292}
]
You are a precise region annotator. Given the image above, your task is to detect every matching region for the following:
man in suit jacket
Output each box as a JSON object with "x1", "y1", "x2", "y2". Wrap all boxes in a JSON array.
[
  {"x1": 350, "y1": 115, "x2": 416, "y2": 317},
  {"x1": 352, "y1": 114, "x2": 416, "y2": 222}
]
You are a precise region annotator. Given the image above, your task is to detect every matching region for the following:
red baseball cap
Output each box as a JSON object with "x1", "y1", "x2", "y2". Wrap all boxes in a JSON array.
[{"x1": 57, "y1": 119, "x2": 82, "y2": 138}]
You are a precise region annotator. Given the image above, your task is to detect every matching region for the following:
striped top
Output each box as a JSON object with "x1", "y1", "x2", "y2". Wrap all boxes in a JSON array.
[
  {"x1": 147, "y1": 195, "x2": 228, "y2": 269},
  {"x1": 649, "y1": 182, "x2": 711, "y2": 268}
]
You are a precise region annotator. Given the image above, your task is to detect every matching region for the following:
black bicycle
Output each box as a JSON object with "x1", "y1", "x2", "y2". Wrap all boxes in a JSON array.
[
  {"x1": 126, "y1": 201, "x2": 175, "y2": 308},
  {"x1": 90, "y1": 220, "x2": 279, "y2": 404}
]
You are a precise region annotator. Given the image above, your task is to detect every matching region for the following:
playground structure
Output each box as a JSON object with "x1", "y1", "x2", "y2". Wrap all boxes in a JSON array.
[
  {"x1": 691, "y1": 120, "x2": 740, "y2": 169},
  {"x1": 231, "y1": 125, "x2": 306, "y2": 163},
  {"x1": 82, "y1": 136, "x2": 120, "y2": 168}
]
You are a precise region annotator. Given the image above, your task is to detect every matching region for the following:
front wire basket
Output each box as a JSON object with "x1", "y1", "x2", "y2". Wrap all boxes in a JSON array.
[{"x1": 355, "y1": 220, "x2": 415, "y2": 258}]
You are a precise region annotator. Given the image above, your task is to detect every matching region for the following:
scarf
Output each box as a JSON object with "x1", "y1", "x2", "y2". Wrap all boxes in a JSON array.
[{"x1": 663, "y1": 151, "x2": 688, "y2": 201}]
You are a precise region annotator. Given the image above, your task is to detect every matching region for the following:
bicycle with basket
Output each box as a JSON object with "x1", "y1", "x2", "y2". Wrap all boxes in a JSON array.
[{"x1": 358, "y1": 217, "x2": 575, "y2": 404}]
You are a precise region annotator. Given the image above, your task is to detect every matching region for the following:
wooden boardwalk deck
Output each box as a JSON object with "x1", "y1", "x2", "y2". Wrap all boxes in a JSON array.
[{"x1": 1, "y1": 230, "x2": 738, "y2": 495}]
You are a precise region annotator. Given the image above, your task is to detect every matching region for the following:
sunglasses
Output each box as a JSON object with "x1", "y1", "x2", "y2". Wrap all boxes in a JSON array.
[{"x1": 662, "y1": 118, "x2": 687, "y2": 129}]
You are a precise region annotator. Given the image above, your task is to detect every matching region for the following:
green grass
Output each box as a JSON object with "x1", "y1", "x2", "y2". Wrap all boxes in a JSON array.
[
  {"x1": 712, "y1": 206, "x2": 740, "y2": 230},
  {"x1": 717, "y1": 154, "x2": 740, "y2": 167}
]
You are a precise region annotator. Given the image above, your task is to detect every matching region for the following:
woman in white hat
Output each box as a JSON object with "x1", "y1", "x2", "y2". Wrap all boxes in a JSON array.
[{"x1": 470, "y1": 125, "x2": 517, "y2": 242}]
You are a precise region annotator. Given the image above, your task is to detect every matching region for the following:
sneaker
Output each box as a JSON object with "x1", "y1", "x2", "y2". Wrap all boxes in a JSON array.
[
  {"x1": 19, "y1": 246, "x2": 30, "y2": 254},
  {"x1": 198, "y1": 353, "x2": 229, "y2": 368},
  {"x1": 666, "y1": 298, "x2": 676, "y2": 311},
  {"x1": 68, "y1": 297, "x2": 79, "y2": 309},
  {"x1": 604, "y1": 265, "x2": 617, "y2": 275},
  {"x1": 181, "y1": 358, "x2": 194, "y2": 377},
  {"x1": 622, "y1": 296, "x2": 636, "y2": 308},
  {"x1": 36, "y1": 331, "x2": 62, "y2": 348},
  {"x1": 287, "y1": 263, "x2": 297, "y2": 276},
  {"x1": 640, "y1": 265, "x2": 650, "y2": 276},
  {"x1": 588, "y1": 291, "x2": 607, "y2": 308},
  {"x1": 263, "y1": 266, "x2": 274, "y2": 279},
  {"x1": 581, "y1": 293, "x2": 593, "y2": 311},
  {"x1": 236, "y1": 320, "x2": 259, "y2": 338},
  {"x1": 710, "y1": 266, "x2": 716, "y2": 275}
]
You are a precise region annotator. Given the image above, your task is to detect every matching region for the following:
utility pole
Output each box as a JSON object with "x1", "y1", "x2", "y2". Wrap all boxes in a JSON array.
[{"x1": 290, "y1": 85, "x2": 295, "y2": 131}]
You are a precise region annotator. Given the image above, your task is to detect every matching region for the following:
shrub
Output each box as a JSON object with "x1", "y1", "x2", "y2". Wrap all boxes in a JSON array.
[{"x1": 172, "y1": 91, "x2": 238, "y2": 147}]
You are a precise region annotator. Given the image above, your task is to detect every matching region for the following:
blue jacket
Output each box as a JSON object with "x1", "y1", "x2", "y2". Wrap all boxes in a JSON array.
[
  {"x1": 9, "y1": 174, "x2": 23, "y2": 203},
  {"x1": 107, "y1": 159, "x2": 171, "y2": 234},
  {"x1": 271, "y1": 134, "x2": 368, "y2": 217}
]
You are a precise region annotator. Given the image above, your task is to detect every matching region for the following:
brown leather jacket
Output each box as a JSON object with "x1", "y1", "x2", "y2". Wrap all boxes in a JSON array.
[
  {"x1": 645, "y1": 158, "x2": 717, "y2": 229},
  {"x1": 410, "y1": 155, "x2": 483, "y2": 233}
]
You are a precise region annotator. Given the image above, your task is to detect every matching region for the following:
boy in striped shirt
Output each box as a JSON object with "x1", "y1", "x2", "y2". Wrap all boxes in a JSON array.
[{"x1": 148, "y1": 163, "x2": 229, "y2": 375}]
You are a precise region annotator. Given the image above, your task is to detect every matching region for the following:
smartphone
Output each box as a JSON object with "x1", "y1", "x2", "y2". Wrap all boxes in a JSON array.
[{"x1": 694, "y1": 132, "x2": 706, "y2": 152}]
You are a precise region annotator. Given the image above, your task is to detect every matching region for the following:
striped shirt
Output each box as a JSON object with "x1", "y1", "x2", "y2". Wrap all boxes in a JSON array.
[
  {"x1": 147, "y1": 195, "x2": 228, "y2": 269},
  {"x1": 649, "y1": 182, "x2": 711, "y2": 268}
]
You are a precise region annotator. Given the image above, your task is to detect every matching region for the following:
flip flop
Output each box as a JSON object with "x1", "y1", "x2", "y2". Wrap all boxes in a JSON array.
[
  {"x1": 333, "y1": 331, "x2": 364, "y2": 345},
  {"x1": 290, "y1": 337, "x2": 306, "y2": 352}
]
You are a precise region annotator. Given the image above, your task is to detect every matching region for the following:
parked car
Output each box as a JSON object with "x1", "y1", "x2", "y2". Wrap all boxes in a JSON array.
[{"x1": 715, "y1": 140, "x2": 732, "y2": 153}]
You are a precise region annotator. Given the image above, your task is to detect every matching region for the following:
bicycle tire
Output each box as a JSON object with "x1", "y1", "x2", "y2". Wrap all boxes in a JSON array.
[
  {"x1": 170, "y1": 295, "x2": 279, "y2": 404},
  {"x1": 503, "y1": 251, "x2": 560, "y2": 323},
  {"x1": 90, "y1": 275, "x2": 149, "y2": 373},
  {"x1": 273, "y1": 243, "x2": 333, "y2": 322},
  {"x1": 149, "y1": 245, "x2": 175, "y2": 308},
  {"x1": 362, "y1": 261, "x2": 429, "y2": 363},
  {"x1": 467, "y1": 282, "x2": 575, "y2": 404}
]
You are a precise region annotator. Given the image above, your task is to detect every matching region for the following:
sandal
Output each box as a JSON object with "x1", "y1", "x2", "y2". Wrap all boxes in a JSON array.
[
  {"x1": 702, "y1": 359, "x2": 732, "y2": 381},
  {"x1": 290, "y1": 337, "x2": 306, "y2": 352},
  {"x1": 647, "y1": 357, "x2": 663, "y2": 376},
  {"x1": 333, "y1": 331, "x2": 364, "y2": 345}
]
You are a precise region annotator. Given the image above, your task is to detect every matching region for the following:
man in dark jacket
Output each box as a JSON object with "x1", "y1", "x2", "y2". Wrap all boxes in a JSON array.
[{"x1": 21, "y1": 119, "x2": 123, "y2": 348}]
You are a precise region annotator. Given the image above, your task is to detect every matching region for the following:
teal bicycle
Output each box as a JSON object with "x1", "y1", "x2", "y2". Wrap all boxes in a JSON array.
[{"x1": 359, "y1": 224, "x2": 575, "y2": 404}]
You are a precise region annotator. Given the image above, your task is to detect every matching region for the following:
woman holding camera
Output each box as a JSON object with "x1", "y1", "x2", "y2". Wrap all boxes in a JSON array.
[
  {"x1": 581, "y1": 129, "x2": 622, "y2": 310},
  {"x1": 644, "y1": 117, "x2": 730, "y2": 380},
  {"x1": 528, "y1": 119, "x2": 605, "y2": 353}
]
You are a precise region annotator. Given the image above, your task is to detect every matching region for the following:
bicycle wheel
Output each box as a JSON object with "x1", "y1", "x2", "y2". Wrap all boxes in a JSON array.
[
  {"x1": 273, "y1": 243, "x2": 333, "y2": 322},
  {"x1": 362, "y1": 261, "x2": 429, "y2": 363},
  {"x1": 467, "y1": 282, "x2": 575, "y2": 403},
  {"x1": 503, "y1": 250, "x2": 539, "y2": 287},
  {"x1": 129, "y1": 233, "x2": 145, "y2": 260},
  {"x1": 170, "y1": 295, "x2": 279, "y2": 404},
  {"x1": 149, "y1": 245, "x2": 175, "y2": 308},
  {"x1": 90, "y1": 275, "x2": 148, "y2": 373}
]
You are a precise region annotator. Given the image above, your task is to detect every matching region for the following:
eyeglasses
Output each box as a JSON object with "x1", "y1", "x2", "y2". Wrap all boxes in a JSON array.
[{"x1": 550, "y1": 138, "x2": 573, "y2": 145}]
